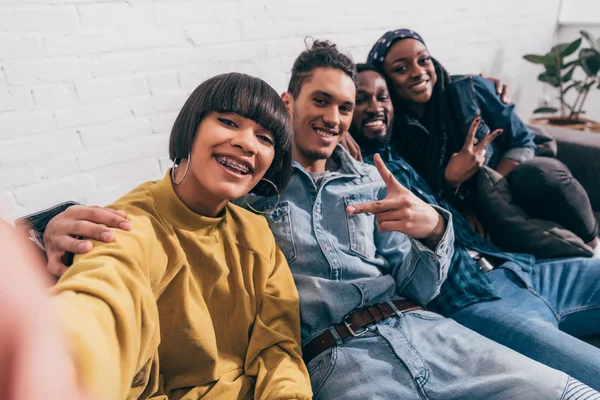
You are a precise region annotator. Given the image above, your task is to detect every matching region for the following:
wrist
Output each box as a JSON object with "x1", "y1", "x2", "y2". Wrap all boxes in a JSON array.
[
  {"x1": 423, "y1": 212, "x2": 445, "y2": 248},
  {"x1": 444, "y1": 174, "x2": 461, "y2": 189}
]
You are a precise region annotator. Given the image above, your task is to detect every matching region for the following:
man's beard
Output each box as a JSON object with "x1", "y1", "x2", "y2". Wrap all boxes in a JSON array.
[
  {"x1": 349, "y1": 124, "x2": 392, "y2": 154},
  {"x1": 295, "y1": 144, "x2": 331, "y2": 161}
]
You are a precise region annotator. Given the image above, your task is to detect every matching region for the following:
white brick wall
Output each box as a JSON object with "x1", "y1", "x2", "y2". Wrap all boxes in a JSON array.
[
  {"x1": 556, "y1": 0, "x2": 600, "y2": 121},
  {"x1": 0, "y1": 0, "x2": 562, "y2": 221}
]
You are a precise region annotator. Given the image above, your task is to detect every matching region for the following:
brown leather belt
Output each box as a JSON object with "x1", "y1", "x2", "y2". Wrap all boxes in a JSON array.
[{"x1": 302, "y1": 299, "x2": 423, "y2": 365}]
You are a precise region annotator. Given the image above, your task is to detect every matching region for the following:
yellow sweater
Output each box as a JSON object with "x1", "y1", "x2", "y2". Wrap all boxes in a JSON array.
[{"x1": 52, "y1": 172, "x2": 312, "y2": 400}]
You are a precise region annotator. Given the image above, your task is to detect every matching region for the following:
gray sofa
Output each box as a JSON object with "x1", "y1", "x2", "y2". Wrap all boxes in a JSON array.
[
  {"x1": 545, "y1": 126, "x2": 600, "y2": 227},
  {"x1": 545, "y1": 126, "x2": 600, "y2": 348}
]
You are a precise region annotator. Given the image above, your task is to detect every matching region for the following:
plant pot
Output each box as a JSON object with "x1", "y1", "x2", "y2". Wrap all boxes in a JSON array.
[{"x1": 530, "y1": 116, "x2": 600, "y2": 133}]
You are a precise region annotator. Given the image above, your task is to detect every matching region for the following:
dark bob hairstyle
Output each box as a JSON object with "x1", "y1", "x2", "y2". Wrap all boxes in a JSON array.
[{"x1": 169, "y1": 72, "x2": 292, "y2": 197}]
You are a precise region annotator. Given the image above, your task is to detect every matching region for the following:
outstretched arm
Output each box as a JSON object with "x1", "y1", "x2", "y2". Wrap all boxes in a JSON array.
[
  {"x1": 0, "y1": 219, "x2": 88, "y2": 400},
  {"x1": 348, "y1": 154, "x2": 455, "y2": 304},
  {"x1": 51, "y1": 209, "x2": 164, "y2": 399}
]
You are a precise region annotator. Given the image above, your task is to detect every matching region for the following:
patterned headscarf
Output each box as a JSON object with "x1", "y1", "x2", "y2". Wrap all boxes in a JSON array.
[{"x1": 367, "y1": 29, "x2": 425, "y2": 72}]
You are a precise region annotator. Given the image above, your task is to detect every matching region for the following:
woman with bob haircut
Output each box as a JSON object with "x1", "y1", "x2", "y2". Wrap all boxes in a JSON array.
[
  {"x1": 41, "y1": 72, "x2": 312, "y2": 400},
  {"x1": 366, "y1": 29, "x2": 599, "y2": 254}
]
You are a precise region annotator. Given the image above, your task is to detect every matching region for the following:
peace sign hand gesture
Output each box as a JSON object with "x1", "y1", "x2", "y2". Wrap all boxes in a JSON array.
[
  {"x1": 444, "y1": 117, "x2": 503, "y2": 189},
  {"x1": 346, "y1": 154, "x2": 446, "y2": 247}
]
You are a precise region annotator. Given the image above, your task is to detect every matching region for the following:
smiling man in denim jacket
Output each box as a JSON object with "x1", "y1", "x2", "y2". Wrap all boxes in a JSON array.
[{"x1": 20, "y1": 43, "x2": 600, "y2": 398}]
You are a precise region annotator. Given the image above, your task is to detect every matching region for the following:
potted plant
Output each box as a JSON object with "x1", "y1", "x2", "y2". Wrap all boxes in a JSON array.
[{"x1": 524, "y1": 30, "x2": 600, "y2": 133}]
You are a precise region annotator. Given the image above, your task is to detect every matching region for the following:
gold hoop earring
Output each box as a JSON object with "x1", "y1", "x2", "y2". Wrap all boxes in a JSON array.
[
  {"x1": 244, "y1": 178, "x2": 280, "y2": 214},
  {"x1": 171, "y1": 152, "x2": 190, "y2": 185}
]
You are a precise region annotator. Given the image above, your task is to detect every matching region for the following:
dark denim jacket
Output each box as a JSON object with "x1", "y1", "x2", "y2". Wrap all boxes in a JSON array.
[
  {"x1": 405, "y1": 75, "x2": 536, "y2": 169},
  {"x1": 448, "y1": 74, "x2": 536, "y2": 168}
]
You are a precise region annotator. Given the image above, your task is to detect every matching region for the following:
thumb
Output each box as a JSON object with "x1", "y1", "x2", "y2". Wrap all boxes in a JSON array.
[{"x1": 373, "y1": 153, "x2": 408, "y2": 194}]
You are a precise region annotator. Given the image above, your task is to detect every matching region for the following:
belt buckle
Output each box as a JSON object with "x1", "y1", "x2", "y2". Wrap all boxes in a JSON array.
[
  {"x1": 476, "y1": 256, "x2": 495, "y2": 273},
  {"x1": 343, "y1": 315, "x2": 371, "y2": 337}
]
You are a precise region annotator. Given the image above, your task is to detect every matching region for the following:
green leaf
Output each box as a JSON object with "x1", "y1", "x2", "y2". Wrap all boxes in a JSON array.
[
  {"x1": 581, "y1": 30, "x2": 600, "y2": 52},
  {"x1": 533, "y1": 107, "x2": 558, "y2": 114},
  {"x1": 564, "y1": 38, "x2": 582, "y2": 57},
  {"x1": 551, "y1": 49, "x2": 563, "y2": 69},
  {"x1": 579, "y1": 48, "x2": 600, "y2": 76},
  {"x1": 538, "y1": 72, "x2": 561, "y2": 87},
  {"x1": 524, "y1": 54, "x2": 554, "y2": 65},
  {"x1": 552, "y1": 38, "x2": 582, "y2": 58},
  {"x1": 545, "y1": 65, "x2": 559, "y2": 76},
  {"x1": 562, "y1": 65, "x2": 576, "y2": 82},
  {"x1": 551, "y1": 43, "x2": 568, "y2": 55},
  {"x1": 563, "y1": 59, "x2": 580, "y2": 69}
]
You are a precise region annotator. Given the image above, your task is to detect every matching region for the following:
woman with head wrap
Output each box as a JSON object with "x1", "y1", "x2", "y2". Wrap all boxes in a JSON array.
[{"x1": 367, "y1": 29, "x2": 599, "y2": 254}]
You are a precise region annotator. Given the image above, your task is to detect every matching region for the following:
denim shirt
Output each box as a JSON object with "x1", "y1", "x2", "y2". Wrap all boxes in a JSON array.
[
  {"x1": 249, "y1": 146, "x2": 455, "y2": 343},
  {"x1": 405, "y1": 75, "x2": 536, "y2": 169},
  {"x1": 364, "y1": 146, "x2": 536, "y2": 316}
]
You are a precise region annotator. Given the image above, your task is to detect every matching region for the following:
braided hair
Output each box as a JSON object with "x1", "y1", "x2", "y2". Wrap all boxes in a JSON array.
[
  {"x1": 368, "y1": 30, "x2": 467, "y2": 197},
  {"x1": 390, "y1": 58, "x2": 465, "y2": 196}
]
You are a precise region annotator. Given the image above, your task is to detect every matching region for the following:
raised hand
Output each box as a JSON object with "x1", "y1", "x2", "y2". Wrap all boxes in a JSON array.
[
  {"x1": 44, "y1": 205, "x2": 131, "y2": 277},
  {"x1": 0, "y1": 220, "x2": 88, "y2": 400},
  {"x1": 444, "y1": 117, "x2": 503, "y2": 189},
  {"x1": 346, "y1": 154, "x2": 445, "y2": 245},
  {"x1": 479, "y1": 73, "x2": 511, "y2": 104}
]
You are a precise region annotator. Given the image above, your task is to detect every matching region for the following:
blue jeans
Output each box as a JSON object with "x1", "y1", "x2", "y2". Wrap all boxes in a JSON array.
[
  {"x1": 307, "y1": 308, "x2": 597, "y2": 399},
  {"x1": 449, "y1": 258, "x2": 600, "y2": 390}
]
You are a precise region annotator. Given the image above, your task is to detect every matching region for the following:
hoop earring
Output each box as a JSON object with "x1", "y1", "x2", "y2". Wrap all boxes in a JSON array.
[
  {"x1": 244, "y1": 178, "x2": 280, "y2": 214},
  {"x1": 171, "y1": 152, "x2": 190, "y2": 185}
]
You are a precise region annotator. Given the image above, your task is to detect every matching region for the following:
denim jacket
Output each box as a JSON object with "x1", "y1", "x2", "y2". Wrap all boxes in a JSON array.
[
  {"x1": 249, "y1": 146, "x2": 455, "y2": 343},
  {"x1": 450, "y1": 74, "x2": 536, "y2": 167},
  {"x1": 405, "y1": 75, "x2": 536, "y2": 169}
]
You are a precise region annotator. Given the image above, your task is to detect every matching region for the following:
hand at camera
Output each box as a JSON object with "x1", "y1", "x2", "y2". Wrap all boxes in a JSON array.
[
  {"x1": 346, "y1": 154, "x2": 446, "y2": 247},
  {"x1": 479, "y1": 73, "x2": 511, "y2": 104},
  {"x1": 0, "y1": 219, "x2": 89, "y2": 400},
  {"x1": 340, "y1": 133, "x2": 363, "y2": 162},
  {"x1": 44, "y1": 205, "x2": 131, "y2": 278},
  {"x1": 444, "y1": 117, "x2": 503, "y2": 189}
]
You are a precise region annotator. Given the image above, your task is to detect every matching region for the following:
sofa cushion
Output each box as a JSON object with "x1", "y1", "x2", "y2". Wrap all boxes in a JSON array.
[{"x1": 473, "y1": 166, "x2": 593, "y2": 258}]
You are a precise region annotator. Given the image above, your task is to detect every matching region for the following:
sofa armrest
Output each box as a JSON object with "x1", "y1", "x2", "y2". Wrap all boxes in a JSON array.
[{"x1": 542, "y1": 125, "x2": 600, "y2": 212}]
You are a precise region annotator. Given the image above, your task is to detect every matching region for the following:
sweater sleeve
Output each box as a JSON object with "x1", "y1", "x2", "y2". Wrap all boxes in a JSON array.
[
  {"x1": 51, "y1": 211, "x2": 167, "y2": 400},
  {"x1": 245, "y1": 236, "x2": 312, "y2": 400}
]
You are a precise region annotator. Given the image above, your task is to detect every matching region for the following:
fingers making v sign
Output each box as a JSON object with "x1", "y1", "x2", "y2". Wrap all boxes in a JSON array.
[
  {"x1": 346, "y1": 154, "x2": 446, "y2": 246},
  {"x1": 444, "y1": 117, "x2": 503, "y2": 189}
]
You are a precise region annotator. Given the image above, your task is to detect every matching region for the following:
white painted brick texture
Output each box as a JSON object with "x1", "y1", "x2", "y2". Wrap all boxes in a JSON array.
[{"x1": 0, "y1": 0, "x2": 562, "y2": 221}]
